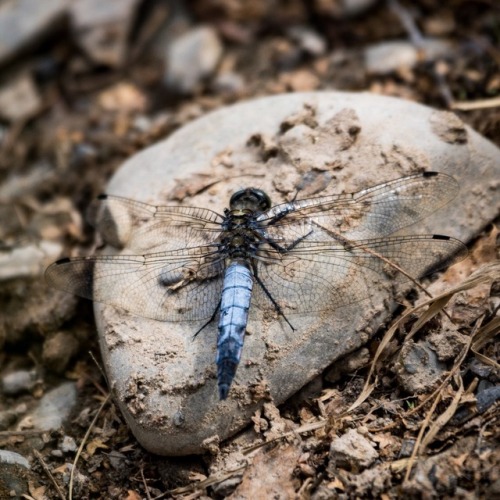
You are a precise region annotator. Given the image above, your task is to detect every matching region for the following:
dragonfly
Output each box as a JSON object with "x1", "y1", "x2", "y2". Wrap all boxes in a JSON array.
[{"x1": 46, "y1": 171, "x2": 467, "y2": 399}]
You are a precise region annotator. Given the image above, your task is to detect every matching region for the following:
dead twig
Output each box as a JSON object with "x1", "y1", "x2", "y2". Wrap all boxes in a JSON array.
[
  {"x1": 356, "y1": 263, "x2": 500, "y2": 412},
  {"x1": 33, "y1": 449, "x2": 67, "y2": 500},
  {"x1": 403, "y1": 382, "x2": 443, "y2": 483},
  {"x1": 419, "y1": 374, "x2": 464, "y2": 450},
  {"x1": 403, "y1": 313, "x2": 485, "y2": 483},
  {"x1": 0, "y1": 429, "x2": 50, "y2": 436},
  {"x1": 168, "y1": 464, "x2": 247, "y2": 496},
  {"x1": 242, "y1": 420, "x2": 327, "y2": 454},
  {"x1": 140, "y1": 466, "x2": 153, "y2": 500},
  {"x1": 451, "y1": 96, "x2": 500, "y2": 111},
  {"x1": 404, "y1": 314, "x2": 481, "y2": 417},
  {"x1": 69, "y1": 393, "x2": 112, "y2": 500}
]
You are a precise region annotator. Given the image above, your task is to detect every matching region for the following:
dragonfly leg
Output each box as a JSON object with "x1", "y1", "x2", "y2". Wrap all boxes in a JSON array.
[
  {"x1": 252, "y1": 261, "x2": 295, "y2": 331},
  {"x1": 193, "y1": 300, "x2": 221, "y2": 338},
  {"x1": 266, "y1": 229, "x2": 313, "y2": 254}
]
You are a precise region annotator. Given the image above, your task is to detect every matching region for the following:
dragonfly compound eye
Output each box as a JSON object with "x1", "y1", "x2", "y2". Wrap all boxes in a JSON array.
[{"x1": 229, "y1": 188, "x2": 271, "y2": 212}]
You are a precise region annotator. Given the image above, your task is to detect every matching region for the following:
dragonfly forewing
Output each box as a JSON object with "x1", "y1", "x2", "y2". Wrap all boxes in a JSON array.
[
  {"x1": 259, "y1": 172, "x2": 459, "y2": 242},
  {"x1": 46, "y1": 246, "x2": 225, "y2": 322},
  {"x1": 92, "y1": 194, "x2": 225, "y2": 253}
]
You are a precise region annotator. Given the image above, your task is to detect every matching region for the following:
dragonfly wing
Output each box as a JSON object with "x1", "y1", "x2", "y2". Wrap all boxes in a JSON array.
[
  {"x1": 260, "y1": 172, "x2": 459, "y2": 242},
  {"x1": 92, "y1": 195, "x2": 224, "y2": 253},
  {"x1": 45, "y1": 246, "x2": 225, "y2": 322},
  {"x1": 252, "y1": 235, "x2": 467, "y2": 314}
]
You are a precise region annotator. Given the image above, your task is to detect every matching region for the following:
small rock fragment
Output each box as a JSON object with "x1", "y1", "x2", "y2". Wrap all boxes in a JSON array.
[
  {"x1": 42, "y1": 331, "x2": 80, "y2": 374},
  {"x1": 0, "y1": 73, "x2": 42, "y2": 121},
  {"x1": 1, "y1": 369, "x2": 38, "y2": 395},
  {"x1": 18, "y1": 382, "x2": 77, "y2": 431},
  {"x1": 212, "y1": 72, "x2": 245, "y2": 96},
  {"x1": 364, "y1": 39, "x2": 453, "y2": 74},
  {"x1": 476, "y1": 385, "x2": 500, "y2": 414},
  {"x1": 59, "y1": 435, "x2": 78, "y2": 453},
  {"x1": 70, "y1": 0, "x2": 141, "y2": 66},
  {"x1": 0, "y1": 450, "x2": 30, "y2": 469},
  {"x1": 288, "y1": 26, "x2": 326, "y2": 56},
  {"x1": 427, "y1": 325, "x2": 468, "y2": 361},
  {"x1": 97, "y1": 82, "x2": 148, "y2": 113},
  {"x1": 395, "y1": 340, "x2": 447, "y2": 393},
  {"x1": 0, "y1": 0, "x2": 70, "y2": 66},
  {"x1": 165, "y1": 26, "x2": 223, "y2": 93},
  {"x1": 212, "y1": 475, "x2": 244, "y2": 497},
  {"x1": 329, "y1": 429, "x2": 378, "y2": 470},
  {"x1": 350, "y1": 466, "x2": 392, "y2": 496},
  {"x1": 0, "y1": 240, "x2": 62, "y2": 281}
]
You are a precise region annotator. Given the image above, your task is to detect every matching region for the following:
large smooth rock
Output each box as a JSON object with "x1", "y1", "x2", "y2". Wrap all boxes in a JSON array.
[{"x1": 95, "y1": 92, "x2": 499, "y2": 455}]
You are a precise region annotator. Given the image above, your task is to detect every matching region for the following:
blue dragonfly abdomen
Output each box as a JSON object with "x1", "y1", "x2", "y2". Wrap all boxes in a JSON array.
[{"x1": 216, "y1": 261, "x2": 254, "y2": 400}]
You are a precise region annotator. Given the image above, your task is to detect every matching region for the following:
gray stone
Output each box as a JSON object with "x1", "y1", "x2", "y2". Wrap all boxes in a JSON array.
[
  {"x1": 165, "y1": 25, "x2": 223, "y2": 93},
  {"x1": 1, "y1": 369, "x2": 38, "y2": 395},
  {"x1": 0, "y1": 0, "x2": 70, "y2": 66},
  {"x1": 0, "y1": 73, "x2": 42, "y2": 122},
  {"x1": 329, "y1": 429, "x2": 378, "y2": 469},
  {"x1": 42, "y1": 331, "x2": 80, "y2": 374},
  {"x1": 59, "y1": 435, "x2": 77, "y2": 453},
  {"x1": 0, "y1": 240, "x2": 62, "y2": 281},
  {"x1": 70, "y1": 0, "x2": 141, "y2": 66},
  {"x1": 395, "y1": 340, "x2": 447, "y2": 393},
  {"x1": 0, "y1": 449, "x2": 30, "y2": 469},
  {"x1": 18, "y1": 382, "x2": 77, "y2": 431},
  {"x1": 288, "y1": 26, "x2": 327, "y2": 56},
  {"x1": 364, "y1": 38, "x2": 453, "y2": 74},
  {"x1": 476, "y1": 385, "x2": 500, "y2": 414},
  {"x1": 92, "y1": 92, "x2": 499, "y2": 454}
]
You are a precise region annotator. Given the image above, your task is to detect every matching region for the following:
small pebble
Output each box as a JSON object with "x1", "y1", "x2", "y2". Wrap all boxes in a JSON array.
[
  {"x1": 476, "y1": 386, "x2": 500, "y2": 414},
  {"x1": 329, "y1": 429, "x2": 378, "y2": 470},
  {"x1": 288, "y1": 26, "x2": 326, "y2": 56},
  {"x1": 165, "y1": 26, "x2": 223, "y2": 93},
  {"x1": 17, "y1": 382, "x2": 77, "y2": 431},
  {"x1": 59, "y1": 435, "x2": 77, "y2": 453},
  {"x1": 364, "y1": 39, "x2": 452, "y2": 74},
  {"x1": 0, "y1": 449, "x2": 30, "y2": 469},
  {"x1": 1, "y1": 369, "x2": 38, "y2": 395},
  {"x1": 395, "y1": 341, "x2": 446, "y2": 393},
  {"x1": 42, "y1": 331, "x2": 80, "y2": 374}
]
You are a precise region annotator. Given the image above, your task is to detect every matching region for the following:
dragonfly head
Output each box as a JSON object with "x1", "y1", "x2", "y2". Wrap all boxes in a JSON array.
[{"x1": 229, "y1": 188, "x2": 271, "y2": 213}]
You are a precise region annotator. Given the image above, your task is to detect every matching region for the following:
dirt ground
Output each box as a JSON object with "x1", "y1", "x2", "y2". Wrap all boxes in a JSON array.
[{"x1": 0, "y1": 0, "x2": 499, "y2": 499}]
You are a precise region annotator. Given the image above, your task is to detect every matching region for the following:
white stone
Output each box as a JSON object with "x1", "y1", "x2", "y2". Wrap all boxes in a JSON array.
[
  {"x1": 94, "y1": 92, "x2": 499, "y2": 455},
  {"x1": 165, "y1": 25, "x2": 223, "y2": 93},
  {"x1": 330, "y1": 429, "x2": 378, "y2": 469},
  {"x1": 365, "y1": 38, "x2": 453, "y2": 74}
]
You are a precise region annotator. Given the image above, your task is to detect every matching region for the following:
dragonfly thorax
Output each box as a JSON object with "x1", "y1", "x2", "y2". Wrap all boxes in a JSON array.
[{"x1": 220, "y1": 223, "x2": 263, "y2": 259}]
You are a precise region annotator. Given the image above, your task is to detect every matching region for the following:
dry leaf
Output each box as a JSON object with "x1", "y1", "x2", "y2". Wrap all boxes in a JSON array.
[
  {"x1": 124, "y1": 490, "x2": 142, "y2": 500},
  {"x1": 86, "y1": 437, "x2": 109, "y2": 455},
  {"x1": 27, "y1": 480, "x2": 47, "y2": 500}
]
